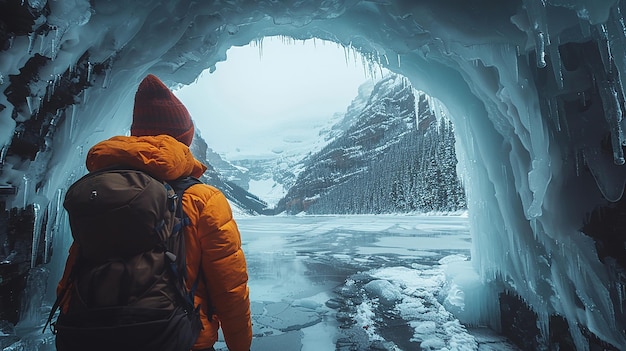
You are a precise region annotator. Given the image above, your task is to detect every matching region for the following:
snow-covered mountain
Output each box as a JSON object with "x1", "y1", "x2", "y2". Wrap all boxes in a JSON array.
[
  {"x1": 209, "y1": 79, "x2": 377, "y2": 208},
  {"x1": 206, "y1": 74, "x2": 465, "y2": 215},
  {"x1": 276, "y1": 74, "x2": 418, "y2": 213},
  {"x1": 276, "y1": 74, "x2": 466, "y2": 214}
]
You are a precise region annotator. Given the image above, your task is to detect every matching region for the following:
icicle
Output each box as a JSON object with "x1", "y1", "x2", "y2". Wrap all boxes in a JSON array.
[
  {"x1": 87, "y1": 61, "x2": 93, "y2": 83},
  {"x1": 44, "y1": 188, "x2": 63, "y2": 262},
  {"x1": 599, "y1": 78, "x2": 625, "y2": 165},
  {"x1": 606, "y1": 6, "x2": 626, "y2": 124},
  {"x1": 594, "y1": 21, "x2": 626, "y2": 165},
  {"x1": 102, "y1": 64, "x2": 113, "y2": 88},
  {"x1": 343, "y1": 45, "x2": 350, "y2": 67},
  {"x1": 535, "y1": 31, "x2": 547, "y2": 68},
  {"x1": 53, "y1": 187, "x2": 63, "y2": 225},
  {"x1": 49, "y1": 107, "x2": 61, "y2": 127},
  {"x1": 30, "y1": 203, "x2": 42, "y2": 268},
  {"x1": 524, "y1": 0, "x2": 550, "y2": 68},
  {"x1": 369, "y1": 58, "x2": 377, "y2": 79},
  {"x1": 397, "y1": 53, "x2": 401, "y2": 68},
  {"x1": 597, "y1": 24, "x2": 612, "y2": 71},
  {"x1": 27, "y1": 32, "x2": 36, "y2": 54},
  {"x1": 22, "y1": 175, "x2": 30, "y2": 208},
  {"x1": 39, "y1": 30, "x2": 45, "y2": 54},
  {"x1": 54, "y1": 74, "x2": 61, "y2": 91},
  {"x1": 361, "y1": 54, "x2": 368, "y2": 78},
  {"x1": 45, "y1": 80, "x2": 52, "y2": 102},
  {"x1": 51, "y1": 26, "x2": 59, "y2": 59},
  {"x1": 69, "y1": 104, "x2": 76, "y2": 141},
  {"x1": 25, "y1": 96, "x2": 34, "y2": 115},
  {"x1": 549, "y1": 36, "x2": 564, "y2": 90},
  {"x1": 257, "y1": 38, "x2": 264, "y2": 61},
  {"x1": 82, "y1": 87, "x2": 89, "y2": 105},
  {"x1": 547, "y1": 97, "x2": 561, "y2": 131},
  {"x1": 46, "y1": 77, "x2": 59, "y2": 102},
  {"x1": 0, "y1": 144, "x2": 8, "y2": 166}
]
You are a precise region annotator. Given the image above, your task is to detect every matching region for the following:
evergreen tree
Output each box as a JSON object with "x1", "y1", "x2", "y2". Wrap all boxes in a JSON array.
[{"x1": 286, "y1": 82, "x2": 467, "y2": 215}]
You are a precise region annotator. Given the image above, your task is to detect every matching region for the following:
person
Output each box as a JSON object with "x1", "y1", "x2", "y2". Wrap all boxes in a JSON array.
[{"x1": 56, "y1": 74, "x2": 253, "y2": 351}]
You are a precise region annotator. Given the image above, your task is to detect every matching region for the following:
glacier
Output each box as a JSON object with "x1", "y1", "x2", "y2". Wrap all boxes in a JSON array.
[{"x1": 1, "y1": 0, "x2": 626, "y2": 350}]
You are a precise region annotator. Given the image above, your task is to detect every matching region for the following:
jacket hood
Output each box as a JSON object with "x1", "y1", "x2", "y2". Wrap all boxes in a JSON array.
[{"x1": 86, "y1": 135, "x2": 207, "y2": 180}]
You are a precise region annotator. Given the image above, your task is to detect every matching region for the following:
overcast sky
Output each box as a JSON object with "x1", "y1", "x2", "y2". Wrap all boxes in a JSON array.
[{"x1": 174, "y1": 36, "x2": 371, "y2": 160}]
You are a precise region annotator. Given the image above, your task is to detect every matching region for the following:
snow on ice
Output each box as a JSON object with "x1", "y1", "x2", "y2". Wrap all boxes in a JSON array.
[{"x1": 232, "y1": 215, "x2": 518, "y2": 351}]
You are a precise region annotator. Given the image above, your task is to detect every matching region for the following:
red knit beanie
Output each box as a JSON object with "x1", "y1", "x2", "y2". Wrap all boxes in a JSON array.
[{"x1": 131, "y1": 74, "x2": 195, "y2": 146}]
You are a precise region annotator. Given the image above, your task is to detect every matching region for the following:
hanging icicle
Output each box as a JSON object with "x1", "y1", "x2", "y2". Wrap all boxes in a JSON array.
[
  {"x1": 27, "y1": 32, "x2": 36, "y2": 55},
  {"x1": 21, "y1": 174, "x2": 30, "y2": 209},
  {"x1": 50, "y1": 26, "x2": 59, "y2": 59},
  {"x1": 86, "y1": 61, "x2": 93, "y2": 83},
  {"x1": 601, "y1": 78, "x2": 625, "y2": 165},
  {"x1": 0, "y1": 145, "x2": 8, "y2": 167},
  {"x1": 549, "y1": 36, "x2": 564, "y2": 90},
  {"x1": 523, "y1": 0, "x2": 550, "y2": 68},
  {"x1": 535, "y1": 31, "x2": 547, "y2": 68},
  {"x1": 69, "y1": 103, "x2": 77, "y2": 141},
  {"x1": 30, "y1": 203, "x2": 42, "y2": 268},
  {"x1": 102, "y1": 61, "x2": 113, "y2": 88}
]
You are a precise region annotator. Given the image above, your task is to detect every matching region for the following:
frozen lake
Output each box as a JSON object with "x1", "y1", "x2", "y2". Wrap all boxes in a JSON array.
[
  {"x1": 6, "y1": 214, "x2": 519, "y2": 351},
  {"x1": 216, "y1": 214, "x2": 519, "y2": 351}
]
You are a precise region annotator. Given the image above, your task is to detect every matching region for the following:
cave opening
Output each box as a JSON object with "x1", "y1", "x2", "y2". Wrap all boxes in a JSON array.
[{"x1": 172, "y1": 35, "x2": 466, "y2": 215}]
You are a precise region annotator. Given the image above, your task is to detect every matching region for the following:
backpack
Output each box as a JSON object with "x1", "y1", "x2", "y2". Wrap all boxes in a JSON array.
[{"x1": 44, "y1": 168, "x2": 203, "y2": 351}]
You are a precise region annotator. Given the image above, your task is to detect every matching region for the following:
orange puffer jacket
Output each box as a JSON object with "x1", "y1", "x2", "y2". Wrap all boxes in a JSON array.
[{"x1": 57, "y1": 135, "x2": 252, "y2": 351}]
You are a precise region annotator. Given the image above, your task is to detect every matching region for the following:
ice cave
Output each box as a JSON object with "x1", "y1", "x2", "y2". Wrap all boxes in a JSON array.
[{"x1": 1, "y1": 0, "x2": 626, "y2": 350}]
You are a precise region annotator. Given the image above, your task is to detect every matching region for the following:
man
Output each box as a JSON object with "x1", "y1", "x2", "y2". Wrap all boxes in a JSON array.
[{"x1": 57, "y1": 74, "x2": 252, "y2": 351}]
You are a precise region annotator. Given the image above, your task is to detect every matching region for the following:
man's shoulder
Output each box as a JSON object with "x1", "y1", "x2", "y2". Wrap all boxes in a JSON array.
[{"x1": 179, "y1": 180, "x2": 223, "y2": 198}]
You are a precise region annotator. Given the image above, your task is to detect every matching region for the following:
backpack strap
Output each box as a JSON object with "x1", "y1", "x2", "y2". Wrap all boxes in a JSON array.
[
  {"x1": 164, "y1": 176, "x2": 204, "y2": 315},
  {"x1": 43, "y1": 279, "x2": 69, "y2": 334},
  {"x1": 167, "y1": 176, "x2": 202, "y2": 276}
]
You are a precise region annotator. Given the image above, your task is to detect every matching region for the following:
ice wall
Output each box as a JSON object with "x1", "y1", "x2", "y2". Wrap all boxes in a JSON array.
[{"x1": 1, "y1": 0, "x2": 626, "y2": 349}]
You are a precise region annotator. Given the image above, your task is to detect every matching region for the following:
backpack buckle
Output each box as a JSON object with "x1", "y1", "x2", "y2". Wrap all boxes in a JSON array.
[{"x1": 165, "y1": 251, "x2": 177, "y2": 261}]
